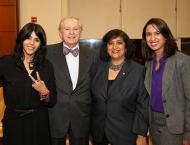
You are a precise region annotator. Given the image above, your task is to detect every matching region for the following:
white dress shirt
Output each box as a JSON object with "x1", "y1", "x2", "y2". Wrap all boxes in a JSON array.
[{"x1": 63, "y1": 43, "x2": 79, "y2": 90}]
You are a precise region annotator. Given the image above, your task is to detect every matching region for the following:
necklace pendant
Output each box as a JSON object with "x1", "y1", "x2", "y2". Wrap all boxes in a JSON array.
[{"x1": 109, "y1": 61, "x2": 124, "y2": 71}]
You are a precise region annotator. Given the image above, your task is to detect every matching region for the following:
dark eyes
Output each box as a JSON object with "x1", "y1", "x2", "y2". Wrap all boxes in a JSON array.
[
  {"x1": 27, "y1": 36, "x2": 40, "y2": 42},
  {"x1": 108, "y1": 41, "x2": 124, "y2": 45},
  {"x1": 63, "y1": 28, "x2": 79, "y2": 31},
  {"x1": 146, "y1": 31, "x2": 161, "y2": 37}
]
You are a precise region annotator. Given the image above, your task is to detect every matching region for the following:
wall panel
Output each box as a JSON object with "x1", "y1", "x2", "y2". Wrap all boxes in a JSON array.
[{"x1": 0, "y1": 0, "x2": 18, "y2": 57}]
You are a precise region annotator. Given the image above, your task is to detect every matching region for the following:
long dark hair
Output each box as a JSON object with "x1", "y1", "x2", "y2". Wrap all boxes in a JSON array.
[
  {"x1": 142, "y1": 18, "x2": 178, "y2": 60},
  {"x1": 100, "y1": 29, "x2": 135, "y2": 62},
  {"x1": 14, "y1": 22, "x2": 47, "y2": 69}
]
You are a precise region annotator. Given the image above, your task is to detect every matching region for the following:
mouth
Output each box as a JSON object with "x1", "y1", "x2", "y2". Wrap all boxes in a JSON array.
[
  {"x1": 26, "y1": 46, "x2": 35, "y2": 51},
  {"x1": 112, "y1": 49, "x2": 120, "y2": 54},
  {"x1": 68, "y1": 36, "x2": 76, "y2": 39},
  {"x1": 149, "y1": 42, "x2": 158, "y2": 47}
]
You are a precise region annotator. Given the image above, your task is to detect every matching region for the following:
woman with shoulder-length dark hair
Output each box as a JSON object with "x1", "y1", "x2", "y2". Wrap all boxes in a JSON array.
[
  {"x1": 143, "y1": 18, "x2": 190, "y2": 145},
  {"x1": 0, "y1": 22, "x2": 57, "y2": 145},
  {"x1": 142, "y1": 18, "x2": 178, "y2": 60},
  {"x1": 100, "y1": 28, "x2": 135, "y2": 61},
  {"x1": 91, "y1": 29, "x2": 149, "y2": 145}
]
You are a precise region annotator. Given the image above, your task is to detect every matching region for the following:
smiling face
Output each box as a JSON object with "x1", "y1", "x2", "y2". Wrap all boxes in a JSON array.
[
  {"x1": 145, "y1": 24, "x2": 166, "y2": 56},
  {"x1": 59, "y1": 18, "x2": 82, "y2": 48},
  {"x1": 23, "y1": 31, "x2": 40, "y2": 58},
  {"x1": 107, "y1": 36, "x2": 126, "y2": 63}
]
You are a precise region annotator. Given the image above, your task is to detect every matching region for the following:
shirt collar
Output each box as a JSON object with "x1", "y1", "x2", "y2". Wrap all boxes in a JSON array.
[
  {"x1": 153, "y1": 56, "x2": 166, "y2": 64},
  {"x1": 63, "y1": 43, "x2": 79, "y2": 50}
]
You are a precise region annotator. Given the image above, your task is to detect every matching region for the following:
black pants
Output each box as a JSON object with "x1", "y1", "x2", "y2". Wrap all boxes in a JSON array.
[
  {"x1": 51, "y1": 126, "x2": 89, "y2": 145},
  {"x1": 93, "y1": 133, "x2": 111, "y2": 145}
]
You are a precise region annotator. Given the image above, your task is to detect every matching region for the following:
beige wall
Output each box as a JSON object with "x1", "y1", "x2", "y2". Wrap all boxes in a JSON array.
[
  {"x1": 121, "y1": 0, "x2": 176, "y2": 38},
  {"x1": 68, "y1": 0, "x2": 121, "y2": 39},
  {"x1": 177, "y1": 0, "x2": 190, "y2": 38},
  {"x1": 19, "y1": 0, "x2": 190, "y2": 42},
  {"x1": 68, "y1": 0, "x2": 177, "y2": 39},
  {"x1": 19, "y1": 0, "x2": 68, "y2": 44}
]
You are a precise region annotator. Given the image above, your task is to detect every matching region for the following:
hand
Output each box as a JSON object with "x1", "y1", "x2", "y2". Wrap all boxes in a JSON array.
[
  {"x1": 29, "y1": 72, "x2": 50, "y2": 100},
  {"x1": 136, "y1": 135, "x2": 147, "y2": 145},
  {"x1": 183, "y1": 140, "x2": 190, "y2": 145}
]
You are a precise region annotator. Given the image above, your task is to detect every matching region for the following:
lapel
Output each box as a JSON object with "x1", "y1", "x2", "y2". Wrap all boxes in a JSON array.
[
  {"x1": 107, "y1": 60, "x2": 132, "y2": 99},
  {"x1": 144, "y1": 56, "x2": 175, "y2": 98},
  {"x1": 162, "y1": 56, "x2": 175, "y2": 97},
  {"x1": 56, "y1": 42, "x2": 73, "y2": 89},
  {"x1": 100, "y1": 62, "x2": 109, "y2": 100},
  {"x1": 144, "y1": 61, "x2": 152, "y2": 95},
  {"x1": 74, "y1": 45, "x2": 90, "y2": 90}
]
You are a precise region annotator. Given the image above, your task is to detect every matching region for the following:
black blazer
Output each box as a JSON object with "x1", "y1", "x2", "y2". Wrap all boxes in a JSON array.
[
  {"x1": 47, "y1": 42, "x2": 98, "y2": 138},
  {"x1": 91, "y1": 60, "x2": 149, "y2": 145}
]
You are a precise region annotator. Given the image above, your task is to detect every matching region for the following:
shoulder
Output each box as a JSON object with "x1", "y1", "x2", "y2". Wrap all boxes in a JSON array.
[
  {"x1": 166, "y1": 52, "x2": 190, "y2": 74},
  {"x1": 129, "y1": 60, "x2": 145, "y2": 71},
  {"x1": 79, "y1": 44, "x2": 99, "y2": 64},
  {"x1": 47, "y1": 42, "x2": 62, "y2": 48},
  {"x1": 46, "y1": 42, "x2": 62, "y2": 52},
  {"x1": 174, "y1": 51, "x2": 190, "y2": 60},
  {"x1": 170, "y1": 51, "x2": 190, "y2": 66},
  {"x1": 126, "y1": 60, "x2": 146, "y2": 78},
  {"x1": 79, "y1": 44, "x2": 98, "y2": 55},
  {"x1": 46, "y1": 42, "x2": 63, "y2": 59},
  {"x1": 0, "y1": 55, "x2": 16, "y2": 75}
]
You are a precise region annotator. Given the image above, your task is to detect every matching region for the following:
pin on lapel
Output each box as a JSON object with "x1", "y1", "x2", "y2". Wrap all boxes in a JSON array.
[{"x1": 122, "y1": 72, "x2": 126, "y2": 75}]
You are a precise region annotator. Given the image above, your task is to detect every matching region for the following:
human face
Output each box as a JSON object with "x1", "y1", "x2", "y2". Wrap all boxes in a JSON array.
[
  {"x1": 145, "y1": 24, "x2": 166, "y2": 56},
  {"x1": 107, "y1": 36, "x2": 126, "y2": 63},
  {"x1": 23, "y1": 31, "x2": 40, "y2": 58},
  {"x1": 59, "y1": 18, "x2": 82, "y2": 48}
]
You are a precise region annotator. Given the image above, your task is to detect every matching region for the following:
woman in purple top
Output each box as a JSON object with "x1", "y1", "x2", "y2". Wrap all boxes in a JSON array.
[{"x1": 143, "y1": 18, "x2": 190, "y2": 145}]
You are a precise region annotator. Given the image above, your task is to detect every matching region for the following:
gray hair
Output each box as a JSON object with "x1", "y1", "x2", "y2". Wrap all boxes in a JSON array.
[{"x1": 58, "y1": 16, "x2": 83, "y2": 31}]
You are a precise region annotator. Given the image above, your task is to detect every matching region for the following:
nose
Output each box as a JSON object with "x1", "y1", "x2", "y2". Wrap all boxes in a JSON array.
[
  {"x1": 150, "y1": 34, "x2": 156, "y2": 41},
  {"x1": 113, "y1": 43, "x2": 118, "y2": 49},
  {"x1": 29, "y1": 39, "x2": 34, "y2": 44},
  {"x1": 29, "y1": 39, "x2": 35, "y2": 45},
  {"x1": 69, "y1": 29, "x2": 74, "y2": 34},
  {"x1": 30, "y1": 39, "x2": 34, "y2": 44}
]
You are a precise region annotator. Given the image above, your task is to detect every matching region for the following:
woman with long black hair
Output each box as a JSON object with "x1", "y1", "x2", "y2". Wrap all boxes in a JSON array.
[{"x1": 0, "y1": 22, "x2": 57, "y2": 145}]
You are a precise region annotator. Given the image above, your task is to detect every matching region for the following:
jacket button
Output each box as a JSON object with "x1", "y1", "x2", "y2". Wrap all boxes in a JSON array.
[{"x1": 166, "y1": 114, "x2": 170, "y2": 118}]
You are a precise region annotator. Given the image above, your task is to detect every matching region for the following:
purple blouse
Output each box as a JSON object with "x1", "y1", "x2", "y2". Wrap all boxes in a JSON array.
[{"x1": 151, "y1": 57, "x2": 166, "y2": 113}]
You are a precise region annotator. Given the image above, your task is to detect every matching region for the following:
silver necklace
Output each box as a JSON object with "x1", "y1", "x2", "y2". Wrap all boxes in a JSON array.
[{"x1": 109, "y1": 61, "x2": 124, "y2": 71}]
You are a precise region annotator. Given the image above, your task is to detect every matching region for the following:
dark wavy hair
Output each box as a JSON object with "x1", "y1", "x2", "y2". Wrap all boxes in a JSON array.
[
  {"x1": 142, "y1": 18, "x2": 178, "y2": 60},
  {"x1": 100, "y1": 29, "x2": 135, "y2": 62},
  {"x1": 14, "y1": 22, "x2": 47, "y2": 69}
]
